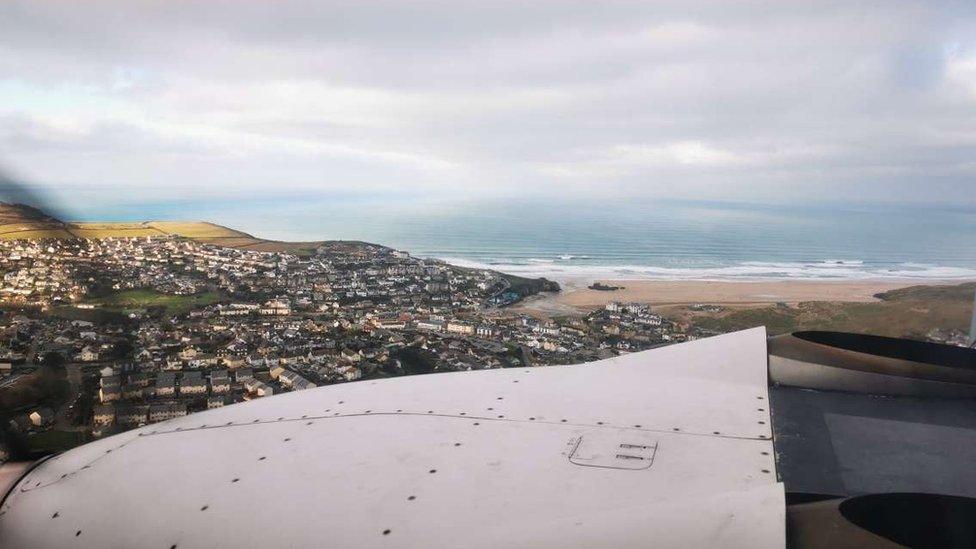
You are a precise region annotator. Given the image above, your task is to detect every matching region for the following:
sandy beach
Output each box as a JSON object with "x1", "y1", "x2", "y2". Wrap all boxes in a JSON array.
[{"x1": 513, "y1": 279, "x2": 956, "y2": 316}]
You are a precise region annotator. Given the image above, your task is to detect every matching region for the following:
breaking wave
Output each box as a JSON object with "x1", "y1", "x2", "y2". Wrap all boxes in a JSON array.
[{"x1": 436, "y1": 257, "x2": 976, "y2": 282}]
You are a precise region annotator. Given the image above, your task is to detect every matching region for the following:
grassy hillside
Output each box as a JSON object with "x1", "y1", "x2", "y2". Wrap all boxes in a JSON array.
[
  {"x1": 668, "y1": 282, "x2": 976, "y2": 340},
  {"x1": 0, "y1": 203, "x2": 330, "y2": 254}
]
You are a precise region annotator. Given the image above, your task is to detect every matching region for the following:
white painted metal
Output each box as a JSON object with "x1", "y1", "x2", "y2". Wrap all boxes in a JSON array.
[{"x1": 0, "y1": 327, "x2": 783, "y2": 548}]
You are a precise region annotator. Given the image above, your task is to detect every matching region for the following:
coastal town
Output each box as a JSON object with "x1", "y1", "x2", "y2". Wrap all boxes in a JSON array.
[{"x1": 0, "y1": 235, "x2": 695, "y2": 453}]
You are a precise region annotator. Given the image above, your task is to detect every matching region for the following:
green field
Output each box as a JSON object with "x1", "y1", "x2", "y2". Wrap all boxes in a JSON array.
[
  {"x1": 26, "y1": 430, "x2": 88, "y2": 454},
  {"x1": 85, "y1": 289, "x2": 221, "y2": 315}
]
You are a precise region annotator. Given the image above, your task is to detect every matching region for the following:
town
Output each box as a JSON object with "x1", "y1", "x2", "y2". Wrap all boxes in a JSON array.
[{"x1": 0, "y1": 236, "x2": 696, "y2": 454}]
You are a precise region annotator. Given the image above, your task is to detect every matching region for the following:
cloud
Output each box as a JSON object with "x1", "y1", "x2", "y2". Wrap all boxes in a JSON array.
[{"x1": 1, "y1": 0, "x2": 975, "y2": 209}]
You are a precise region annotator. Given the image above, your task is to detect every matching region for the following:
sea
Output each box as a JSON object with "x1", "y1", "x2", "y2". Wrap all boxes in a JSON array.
[{"x1": 74, "y1": 196, "x2": 976, "y2": 285}]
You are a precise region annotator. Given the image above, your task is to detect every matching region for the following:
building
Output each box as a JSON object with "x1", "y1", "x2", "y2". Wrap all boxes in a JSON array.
[
  {"x1": 28, "y1": 408, "x2": 54, "y2": 427},
  {"x1": 155, "y1": 372, "x2": 177, "y2": 397},
  {"x1": 99, "y1": 384, "x2": 121, "y2": 404},
  {"x1": 116, "y1": 405, "x2": 149, "y2": 426},
  {"x1": 79, "y1": 346, "x2": 99, "y2": 362},
  {"x1": 149, "y1": 402, "x2": 188, "y2": 423},
  {"x1": 234, "y1": 368, "x2": 254, "y2": 383},
  {"x1": 93, "y1": 404, "x2": 115, "y2": 426},
  {"x1": 279, "y1": 370, "x2": 316, "y2": 391},
  {"x1": 209, "y1": 370, "x2": 231, "y2": 395},
  {"x1": 446, "y1": 322, "x2": 475, "y2": 336},
  {"x1": 416, "y1": 320, "x2": 445, "y2": 332},
  {"x1": 180, "y1": 376, "x2": 208, "y2": 396},
  {"x1": 244, "y1": 379, "x2": 274, "y2": 397}
]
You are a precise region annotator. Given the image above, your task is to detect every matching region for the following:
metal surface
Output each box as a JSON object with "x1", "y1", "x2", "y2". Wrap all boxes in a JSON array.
[
  {"x1": 769, "y1": 332, "x2": 976, "y2": 398},
  {"x1": 0, "y1": 328, "x2": 782, "y2": 548},
  {"x1": 770, "y1": 385, "x2": 976, "y2": 498}
]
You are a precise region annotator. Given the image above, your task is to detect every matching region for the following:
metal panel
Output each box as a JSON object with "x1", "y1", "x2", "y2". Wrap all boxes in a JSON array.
[{"x1": 0, "y1": 328, "x2": 783, "y2": 548}]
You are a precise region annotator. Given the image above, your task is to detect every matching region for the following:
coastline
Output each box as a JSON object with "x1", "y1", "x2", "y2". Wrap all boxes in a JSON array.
[{"x1": 511, "y1": 278, "x2": 967, "y2": 316}]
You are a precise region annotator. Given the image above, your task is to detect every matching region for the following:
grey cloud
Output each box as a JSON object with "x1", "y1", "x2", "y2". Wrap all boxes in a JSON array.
[{"x1": 1, "y1": 0, "x2": 975, "y2": 209}]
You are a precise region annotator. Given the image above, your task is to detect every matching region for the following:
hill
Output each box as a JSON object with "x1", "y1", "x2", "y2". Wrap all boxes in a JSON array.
[
  {"x1": 667, "y1": 281, "x2": 976, "y2": 341},
  {"x1": 0, "y1": 203, "x2": 331, "y2": 255}
]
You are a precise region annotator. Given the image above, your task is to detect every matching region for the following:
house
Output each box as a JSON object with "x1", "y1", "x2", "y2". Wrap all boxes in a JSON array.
[
  {"x1": 259, "y1": 299, "x2": 291, "y2": 315},
  {"x1": 28, "y1": 408, "x2": 54, "y2": 427},
  {"x1": 99, "y1": 384, "x2": 121, "y2": 403},
  {"x1": 149, "y1": 402, "x2": 188, "y2": 423},
  {"x1": 93, "y1": 404, "x2": 115, "y2": 426},
  {"x1": 234, "y1": 368, "x2": 254, "y2": 383},
  {"x1": 339, "y1": 365, "x2": 362, "y2": 382},
  {"x1": 244, "y1": 379, "x2": 274, "y2": 397},
  {"x1": 116, "y1": 405, "x2": 149, "y2": 426},
  {"x1": 80, "y1": 346, "x2": 99, "y2": 362},
  {"x1": 279, "y1": 369, "x2": 316, "y2": 391},
  {"x1": 206, "y1": 396, "x2": 226, "y2": 409},
  {"x1": 180, "y1": 376, "x2": 208, "y2": 396},
  {"x1": 155, "y1": 372, "x2": 177, "y2": 397},
  {"x1": 209, "y1": 370, "x2": 231, "y2": 395},
  {"x1": 122, "y1": 383, "x2": 145, "y2": 399}
]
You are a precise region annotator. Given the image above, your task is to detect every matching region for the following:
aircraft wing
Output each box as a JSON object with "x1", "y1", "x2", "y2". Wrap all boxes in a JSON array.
[{"x1": 0, "y1": 327, "x2": 782, "y2": 548}]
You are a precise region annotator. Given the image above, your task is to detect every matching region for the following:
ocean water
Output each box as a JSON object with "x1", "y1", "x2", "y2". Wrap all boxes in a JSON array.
[{"x1": 75, "y1": 196, "x2": 976, "y2": 283}]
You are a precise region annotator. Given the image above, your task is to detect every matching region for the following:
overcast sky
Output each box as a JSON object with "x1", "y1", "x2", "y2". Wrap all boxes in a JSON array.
[{"x1": 1, "y1": 0, "x2": 975, "y2": 209}]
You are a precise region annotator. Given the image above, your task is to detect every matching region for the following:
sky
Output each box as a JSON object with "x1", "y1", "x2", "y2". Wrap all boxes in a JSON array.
[{"x1": 1, "y1": 0, "x2": 975, "y2": 211}]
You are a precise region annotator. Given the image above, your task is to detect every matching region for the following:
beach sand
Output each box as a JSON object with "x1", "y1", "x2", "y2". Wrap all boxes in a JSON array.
[{"x1": 513, "y1": 279, "x2": 951, "y2": 316}]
